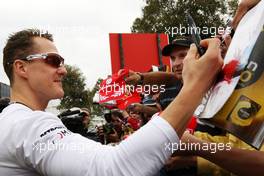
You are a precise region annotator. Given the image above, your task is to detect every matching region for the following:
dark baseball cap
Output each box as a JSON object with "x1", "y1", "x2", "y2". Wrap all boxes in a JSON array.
[{"x1": 162, "y1": 37, "x2": 193, "y2": 56}]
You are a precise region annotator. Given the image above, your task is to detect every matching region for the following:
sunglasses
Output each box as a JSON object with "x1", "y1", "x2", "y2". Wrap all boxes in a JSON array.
[{"x1": 21, "y1": 53, "x2": 64, "y2": 68}]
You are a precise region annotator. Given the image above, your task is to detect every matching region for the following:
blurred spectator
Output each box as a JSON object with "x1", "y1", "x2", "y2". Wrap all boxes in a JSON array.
[
  {"x1": 80, "y1": 108, "x2": 91, "y2": 129},
  {"x1": 126, "y1": 105, "x2": 143, "y2": 130},
  {"x1": 59, "y1": 107, "x2": 102, "y2": 142},
  {"x1": 97, "y1": 110, "x2": 134, "y2": 144}
]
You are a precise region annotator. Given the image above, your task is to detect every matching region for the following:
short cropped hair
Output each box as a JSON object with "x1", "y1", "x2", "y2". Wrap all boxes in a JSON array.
[{"x1": 3, "y1": 29, "x2": 53, "y2": 85}]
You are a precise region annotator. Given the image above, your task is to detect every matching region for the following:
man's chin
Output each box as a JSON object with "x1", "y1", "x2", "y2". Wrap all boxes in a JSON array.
[
  {"x1": 58, "y1": 91, "x2": 64, "y2": 98},
  {"x1": 53, "y1": 89, "x2": 64, "y2": 99}
]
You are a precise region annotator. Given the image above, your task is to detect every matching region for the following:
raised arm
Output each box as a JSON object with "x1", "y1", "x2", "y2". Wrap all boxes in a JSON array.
[
  {"x1": 161, "y1": 39, "x2": 223, "y2": 137},
  {"x1": 124, "y1": 70, "x2": 178, "y2": 87}
]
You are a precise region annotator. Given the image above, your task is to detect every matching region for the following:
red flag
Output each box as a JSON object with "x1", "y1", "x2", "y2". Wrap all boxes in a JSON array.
[
  {"x1": 99, "y1": 69, "x2": 141, "y2": 109},
  {"x1": 99, "y1": 69, "x2": 129, "y2": 104}
]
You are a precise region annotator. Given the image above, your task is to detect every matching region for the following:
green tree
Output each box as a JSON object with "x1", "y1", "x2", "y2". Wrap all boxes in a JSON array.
[
  {"x1": 86, "y1": 78, "x2": 106, "y2": 116},
  {"x1": 58, "y1": 65, "x2": 89, "y2": 110},
  {"x1": 58, "y1": 65, "x2": 105, "y2": 116},
  {"x1": 131, "y1": 0, "x2": 238, "y2": 39},
  {"x1": 227, "y1": 0, "x2": 239, "y2": 16}
]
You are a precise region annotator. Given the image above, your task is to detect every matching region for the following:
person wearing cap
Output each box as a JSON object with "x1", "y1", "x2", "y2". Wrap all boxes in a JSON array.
[
  {"x1": 123, "y1": 37, "x2": 191, "y2": 86},
  {"x1": 158, "y1": 37, "x2": 191, "y2": 110},
  {"x1": 162, "y1": 37, "x2": 192, "y2": 78},
  {"x1": 123, "y1": 37, "x2": 191, "y2": 111}
]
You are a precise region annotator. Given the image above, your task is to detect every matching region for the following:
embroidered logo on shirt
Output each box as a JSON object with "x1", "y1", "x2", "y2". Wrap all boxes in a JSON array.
[{"x1": 40, "y1": 126, "x2": 66, "y2": 138}]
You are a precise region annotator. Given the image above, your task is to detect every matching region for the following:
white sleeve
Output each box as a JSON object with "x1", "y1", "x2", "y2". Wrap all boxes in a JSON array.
[{"x1": 23, "y1": 113, "x2": 179, "y2": 176}]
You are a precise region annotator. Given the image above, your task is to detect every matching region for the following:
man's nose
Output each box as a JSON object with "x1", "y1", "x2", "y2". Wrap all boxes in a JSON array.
[
  {"x1": 58, "y1": 65, "x2": 67, "y2": 76},
  {"x1": 172, "y1": 58, "x2": 182, "y2": 67}
]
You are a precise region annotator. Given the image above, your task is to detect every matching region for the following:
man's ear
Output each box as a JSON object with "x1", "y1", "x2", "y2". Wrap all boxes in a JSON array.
[{"x1": 13, "y1": 60, "x2": 29, "y2": 79}]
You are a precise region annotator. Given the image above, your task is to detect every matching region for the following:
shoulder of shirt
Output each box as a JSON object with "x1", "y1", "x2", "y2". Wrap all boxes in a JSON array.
[{"x1": 0, "y1": 103, "x2": 60, "y2": 123}]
